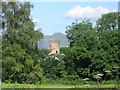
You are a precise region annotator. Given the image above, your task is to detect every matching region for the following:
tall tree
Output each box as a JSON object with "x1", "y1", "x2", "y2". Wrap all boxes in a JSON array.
[
  {"x1": 65, "y1": 12, "x2": 119, "y2": 79},
  {"x1": 2, "y1": 2, "x2": 43, "y2": 83}
]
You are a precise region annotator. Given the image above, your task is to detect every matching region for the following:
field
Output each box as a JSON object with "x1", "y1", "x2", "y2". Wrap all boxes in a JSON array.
[{"x1": 1, "y1": 83, "x2": 119, "y2": 88}]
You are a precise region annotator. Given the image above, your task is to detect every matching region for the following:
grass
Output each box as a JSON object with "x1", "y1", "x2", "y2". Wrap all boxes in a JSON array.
[{"x1": 1, "y1": 83, "x2": 119, "y2": 88}]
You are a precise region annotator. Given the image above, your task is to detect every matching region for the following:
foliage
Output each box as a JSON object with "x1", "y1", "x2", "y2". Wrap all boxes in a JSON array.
[
  {"x1": 96, "y1": 12, "x2": 118, "y2": 31},
  {"x1": 2, "y1": 2, "x2": 119, "y2": 86},
  {"x1": 66, "y1": 20, "x2": 92, "y2": 47},
  {"x1": 2, "y1": 2, "x2": 43, "y2": 84},
  {"x1": 40, "y1": 53, "x2": 66, "y2": 80},
  {"x1": 65, "y1": 12, "x2": 119, "y2": 83},
  {"x1": 93, "y1": 73, "x2": 103, "y2": 87}
]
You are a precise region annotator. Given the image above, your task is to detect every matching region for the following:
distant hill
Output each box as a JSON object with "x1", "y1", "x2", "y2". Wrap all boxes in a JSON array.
[{"x1": 38, "y1": 33, "x2": 69, "y2": 48}]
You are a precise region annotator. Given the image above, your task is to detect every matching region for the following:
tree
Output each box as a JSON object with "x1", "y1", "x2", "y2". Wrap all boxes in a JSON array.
[
  {"x1": 2, "y1": 2, "x2": 43, "y2": 83},
  {"x1": 96, "y1": 12, "x2": 118, "y2": 31},
  {"x1": 65, "y1": 12, "x2": 119, "y2": 80},
  {"x1": 65, "y1": 20, "x2": 92, "y2": 47},
  {"x1": 40, "y1": 53, "x2": 66, "y2": 80}
]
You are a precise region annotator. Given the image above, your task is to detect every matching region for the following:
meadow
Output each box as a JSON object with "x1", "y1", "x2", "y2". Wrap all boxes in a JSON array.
[{"x1": 1, "y1": 83, "x2": 118, "y2": 88}]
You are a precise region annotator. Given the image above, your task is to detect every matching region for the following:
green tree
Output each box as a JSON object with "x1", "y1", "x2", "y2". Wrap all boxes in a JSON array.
[
  {"x1": 2, "y1": 2, "x2": 43, "y2": 83},
  {"x1": 65, "y1": 12, "x2": 119, "y2": 80},
  {"x1": 66, "y1": 20, "x2": 92, "y2": 47},
  {"x1": 40, "y1": 53, "x2": 66, "y2": 80},
  {"x1": 65, "y1": 20, "x2": 93, "y2": 78},
  {"x1": 96, "y1": 12, "x2": 118, "y2": 31}
]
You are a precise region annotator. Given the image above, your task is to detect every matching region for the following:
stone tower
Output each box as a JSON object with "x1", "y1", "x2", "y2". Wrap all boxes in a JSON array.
[{"x1": 49, "y1": 40, "x2": 60, "y2": 55}]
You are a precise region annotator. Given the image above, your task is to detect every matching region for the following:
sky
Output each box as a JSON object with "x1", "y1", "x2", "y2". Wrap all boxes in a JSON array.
[{"x1": 30, "y1": 2, "x2": 118, "y2": 35}]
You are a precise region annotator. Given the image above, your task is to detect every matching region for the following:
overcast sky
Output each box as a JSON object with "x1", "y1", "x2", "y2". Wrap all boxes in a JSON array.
[{"x1": 30, "y1": 2, "x2": 118, "y2": 35}]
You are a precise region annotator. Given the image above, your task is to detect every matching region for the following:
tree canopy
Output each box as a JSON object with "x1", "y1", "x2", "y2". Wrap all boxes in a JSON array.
[{"x1": 2, "y1": 2, "x2": 44, "y2": 84}]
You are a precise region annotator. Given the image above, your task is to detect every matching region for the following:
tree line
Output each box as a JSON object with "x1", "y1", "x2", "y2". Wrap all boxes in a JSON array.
[{"x1": 1, "y1": 2, "x2": 120, "y2": 84}]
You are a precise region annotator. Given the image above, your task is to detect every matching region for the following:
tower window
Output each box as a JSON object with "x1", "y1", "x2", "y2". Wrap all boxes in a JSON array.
[{"x1": 56, "y1": 51, "x2": 58, "y2": 53}]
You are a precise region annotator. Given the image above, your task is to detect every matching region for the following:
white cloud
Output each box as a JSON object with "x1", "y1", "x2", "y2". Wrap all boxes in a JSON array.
[{"x1": 65, "y1": 5, "x2": 117, "y2": 21}]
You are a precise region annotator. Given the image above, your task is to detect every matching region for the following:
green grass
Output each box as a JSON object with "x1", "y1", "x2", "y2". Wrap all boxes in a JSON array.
[{"x1": 1, "y1": 83, "x2": 119, "y2": 88}]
